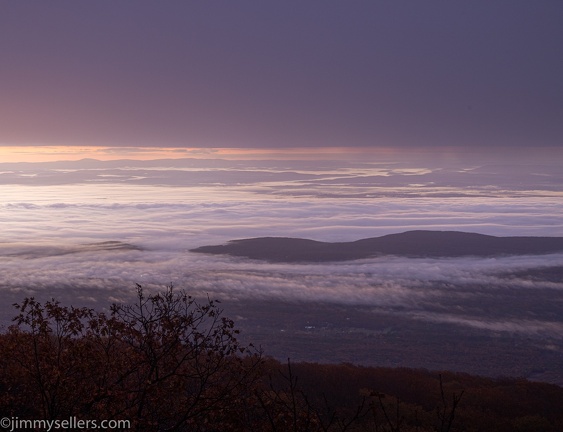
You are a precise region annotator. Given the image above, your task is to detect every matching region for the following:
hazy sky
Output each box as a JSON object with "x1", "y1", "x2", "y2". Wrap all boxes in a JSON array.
[{"x1": 1, "y1": 1, "x2": 562, "y2": 149}]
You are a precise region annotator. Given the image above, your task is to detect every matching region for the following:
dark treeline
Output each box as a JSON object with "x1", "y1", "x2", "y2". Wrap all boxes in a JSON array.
[{"x1": 0, "y1": 286, "x2": 561, "y2": 431}]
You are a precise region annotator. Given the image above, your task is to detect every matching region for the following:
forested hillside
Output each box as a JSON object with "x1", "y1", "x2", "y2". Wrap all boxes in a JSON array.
[{"x1": 1, "y1": 287, "x2": 561, "y2": 431}]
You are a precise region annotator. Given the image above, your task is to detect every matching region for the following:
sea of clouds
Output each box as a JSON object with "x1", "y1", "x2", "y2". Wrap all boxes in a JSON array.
[{"x1": 1, "y1": 157, "x2": 562, "y2": 339}]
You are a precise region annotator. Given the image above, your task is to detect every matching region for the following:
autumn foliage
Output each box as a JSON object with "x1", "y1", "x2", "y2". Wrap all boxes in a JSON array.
[
  {"x1": 0, "y1": 286, "x2": 263, "y2": 430},
  {"x1": 1, "y1": 286, "x2": 562, "y2": 431}
]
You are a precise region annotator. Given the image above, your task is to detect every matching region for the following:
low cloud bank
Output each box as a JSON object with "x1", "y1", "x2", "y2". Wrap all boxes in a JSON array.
[
  {"x1": 1, "y1": 242, "x2": 562, "y2": 339},
  {"x1": 1, "y1": 157, "x2": 562, "y2": 338}
]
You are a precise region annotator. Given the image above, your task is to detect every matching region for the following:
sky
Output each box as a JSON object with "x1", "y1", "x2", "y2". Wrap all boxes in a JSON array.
[{"x1": 1, "y1": 1, "x2": 562, "y2": 150}]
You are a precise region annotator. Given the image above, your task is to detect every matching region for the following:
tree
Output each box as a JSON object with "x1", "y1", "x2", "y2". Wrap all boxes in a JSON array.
[{"x1": 0, "y1": 285, "x2": 263, "y2": 431}]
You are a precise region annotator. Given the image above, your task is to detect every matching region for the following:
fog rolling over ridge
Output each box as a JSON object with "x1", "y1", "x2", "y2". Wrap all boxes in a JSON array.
[{"x1": 1, "y1": 154, "x2": 563, "y2": 382}]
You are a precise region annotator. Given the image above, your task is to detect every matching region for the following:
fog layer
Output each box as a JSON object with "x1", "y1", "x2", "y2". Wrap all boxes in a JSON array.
[{"x1": 1, "y1": 156, "x2": 562, "y2": 343}]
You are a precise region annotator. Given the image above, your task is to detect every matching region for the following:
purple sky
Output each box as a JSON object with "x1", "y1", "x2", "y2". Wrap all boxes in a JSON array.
[{"x1": 1, "y1": 1, "x2": 562, "y2": 149}]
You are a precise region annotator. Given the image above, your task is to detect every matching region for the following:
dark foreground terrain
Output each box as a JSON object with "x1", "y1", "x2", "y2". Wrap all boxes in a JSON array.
[{"x1": 2, "y1": 288, "x2": 563, "y2": 431}]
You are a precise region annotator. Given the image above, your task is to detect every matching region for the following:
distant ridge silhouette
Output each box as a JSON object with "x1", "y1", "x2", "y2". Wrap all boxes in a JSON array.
[{"x1": 190, "y1": 231, "x2": 563, "y2": 262}]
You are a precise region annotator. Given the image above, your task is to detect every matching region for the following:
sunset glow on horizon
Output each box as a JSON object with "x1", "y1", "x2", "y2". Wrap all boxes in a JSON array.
[
  {"x1": 2, "y1": 145, "x2": 561, "y2": 165},
  {"x1": 0, "y1": 145, "x2": 426, "y2": 163}
]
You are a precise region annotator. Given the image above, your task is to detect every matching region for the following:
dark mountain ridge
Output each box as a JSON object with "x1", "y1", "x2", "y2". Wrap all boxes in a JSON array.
[{"x1": 190, "y1": 230, "x2": 563, "y2": 262}]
